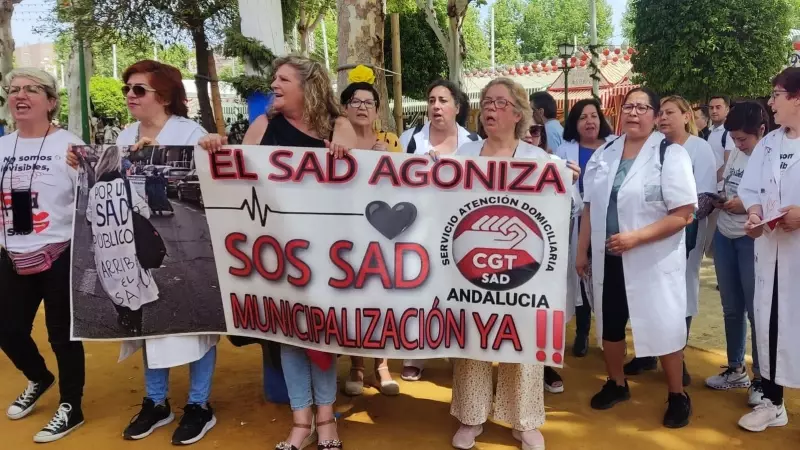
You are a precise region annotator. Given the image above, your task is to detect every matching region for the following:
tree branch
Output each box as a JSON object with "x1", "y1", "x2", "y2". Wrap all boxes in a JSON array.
[{"x1": 417, "y1": 0, "x2": 449, "y2": 51}]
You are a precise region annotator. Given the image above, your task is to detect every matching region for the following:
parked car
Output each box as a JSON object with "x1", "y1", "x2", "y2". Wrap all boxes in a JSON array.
[
  {"x1": 176, "y1": 170, "x2": 203, "y2": 207},
  {"x1": 164, "y1": 167, "x2": 191, "y2": 197}
]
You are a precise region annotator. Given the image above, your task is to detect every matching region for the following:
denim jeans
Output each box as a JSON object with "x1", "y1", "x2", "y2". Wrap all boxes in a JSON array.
[
  {"x1": 145, "y1": 346, "x2": 217, "y2": 405},
  {"x1": 712, "y1": 230, "x2": 759, "y2": 375},
  {"x1": 281, "y1": 344, "x2": 337, "y2": 411}
]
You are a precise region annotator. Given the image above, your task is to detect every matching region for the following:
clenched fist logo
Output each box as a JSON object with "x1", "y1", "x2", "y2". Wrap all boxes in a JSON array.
[{"x1": 452, "y1": 205, "x2": 544, "y2": 290}]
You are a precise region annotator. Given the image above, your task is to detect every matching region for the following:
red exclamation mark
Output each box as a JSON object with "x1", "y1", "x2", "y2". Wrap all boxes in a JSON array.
[
  {"x1": 536, "y1": 309, "x2": 547, "y2": 362},
  {"x1": 552, "y1": 310, "x2": 565, "y2": 364}
]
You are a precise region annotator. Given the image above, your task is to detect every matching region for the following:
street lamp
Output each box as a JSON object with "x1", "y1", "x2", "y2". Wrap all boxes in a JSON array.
[{"x1": 559, "y1": 42, "x2": 576, "y2": 119}]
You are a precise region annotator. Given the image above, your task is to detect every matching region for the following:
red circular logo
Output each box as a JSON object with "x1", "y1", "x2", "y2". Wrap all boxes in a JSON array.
[{"x1": 452, "y1": 205, "x2": 544, "y2": 290}]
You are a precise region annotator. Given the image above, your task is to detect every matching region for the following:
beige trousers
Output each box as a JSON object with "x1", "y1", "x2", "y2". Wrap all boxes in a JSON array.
[{"x1": 450, "y1": 359, "x2": 545, "y2": 431}]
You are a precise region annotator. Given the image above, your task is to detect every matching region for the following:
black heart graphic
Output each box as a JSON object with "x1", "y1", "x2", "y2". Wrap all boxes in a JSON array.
[{"x1": 365, "y1": 201, "x2": 417, "y2": 240}]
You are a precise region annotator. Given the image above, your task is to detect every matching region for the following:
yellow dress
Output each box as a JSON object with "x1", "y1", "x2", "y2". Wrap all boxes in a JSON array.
[{"x1": 376, "y1": 131, "x2": 403, "y2": 153}]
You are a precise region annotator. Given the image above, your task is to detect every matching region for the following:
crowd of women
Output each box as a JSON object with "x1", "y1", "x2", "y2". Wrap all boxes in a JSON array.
[{"x1": 0, "y1": 53, "x2": 799, "y2": 450}]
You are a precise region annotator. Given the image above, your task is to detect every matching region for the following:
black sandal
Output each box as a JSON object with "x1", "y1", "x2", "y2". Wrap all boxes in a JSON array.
[
  {"x1": 275, "y1": 422, "x2": 316, "y2": 450},
  {"x1": 544, "y1": 366, "x2": 565, "y2": 394},
  {"x1": 316, "y1": 418, "x2": 343, "y2": 449}
]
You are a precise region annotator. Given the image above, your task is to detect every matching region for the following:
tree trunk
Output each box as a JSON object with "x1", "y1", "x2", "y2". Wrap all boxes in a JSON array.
[
  {"x1": 336, "y1": 0, "x2": 393, "y2": 131},
  {"x1": 67, "y1": 41, "x2": 93, "y2": 138},
  {"x1": 191, "y1": 26, "x2": 217, "y2": 133},
  {"x1": 0, "y1": 1, "x2": 21, "y2": 128},
  {"x1": 208, "y1": 49, "x2": 227, "y2": 135}
]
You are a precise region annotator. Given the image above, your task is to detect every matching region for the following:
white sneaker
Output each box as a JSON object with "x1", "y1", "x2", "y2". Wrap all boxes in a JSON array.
[
  {"x1": 705, "y1": 366, "x2": 751, "y2": 390},
  {"x1": 748, "y1": 379, "x2": 765, "y2": 407},
  {"x1": 738, "y1": 400, "x2": 788, "y2": 432}
]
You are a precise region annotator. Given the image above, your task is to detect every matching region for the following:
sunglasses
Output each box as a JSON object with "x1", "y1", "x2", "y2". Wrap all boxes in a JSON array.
[
  {"x1": 529, "y1": 125, "x2": 544, "y2": 137},
  {"x1": 121, "y1": 84, "x2": 157, "y2": 97}
]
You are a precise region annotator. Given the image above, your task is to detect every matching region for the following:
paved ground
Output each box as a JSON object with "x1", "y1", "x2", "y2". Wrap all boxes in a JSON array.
[
  {"x1": 71, "y1": 193, "x2": 225, "y2": 339},
  {"x1": 2, "y1": 270, "x2": 798, "y2": 449}
]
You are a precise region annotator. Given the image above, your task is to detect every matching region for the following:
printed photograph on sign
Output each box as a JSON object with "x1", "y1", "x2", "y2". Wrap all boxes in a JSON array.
[{"x1": 70, "y1": 145, "x2": 225, "y2": 340}]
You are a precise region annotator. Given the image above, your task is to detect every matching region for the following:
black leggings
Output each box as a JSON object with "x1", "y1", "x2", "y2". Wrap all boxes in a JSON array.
[
  {"x1": 0, "y1": 248, "x2": 85, "y2": 407},
  {"x1": 602, "y1": 254, "x2": 629, "y2": 342},
  {"x1": 762, "y1": 266, "x2": 784, "y2": 405}
]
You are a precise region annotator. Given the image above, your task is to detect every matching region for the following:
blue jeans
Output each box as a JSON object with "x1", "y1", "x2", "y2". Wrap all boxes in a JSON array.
[
  {"x1": 712, "y1": 230, "x2": 759, "y2": 376},
  {"x1": 280, "y1": 344, "x2": 337, "y2": 411},
  {"x1": 145, "y1": 346, "x2": 217, "y2": 405}
]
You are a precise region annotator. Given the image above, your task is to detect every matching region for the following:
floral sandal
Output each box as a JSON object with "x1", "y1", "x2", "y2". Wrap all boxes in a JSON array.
[
  {"x1": 375, "y1": 365, "x2": 400, "y2": 396},
  {"x1": 275, "y1": 422, "x2": 317, "y2": 450},
  {"x1": 316, "y1": 418, "x2": 343, "y2": 449},
  {"x1": 344, "y1": 366, "x2": 365, "y2": 396}
]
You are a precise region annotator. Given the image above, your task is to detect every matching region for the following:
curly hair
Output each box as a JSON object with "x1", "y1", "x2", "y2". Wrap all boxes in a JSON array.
[
  {"x1": 269, "y1": 55, "x2": 343, "y2": 139},
  {"x1": 479, "y1": 78, "x2": 532, "y2": 139}
]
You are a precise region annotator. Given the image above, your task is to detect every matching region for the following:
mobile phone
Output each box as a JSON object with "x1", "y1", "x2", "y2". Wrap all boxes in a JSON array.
[{"x1": 10, "y1": 190, "x2": 33, "y2": 234}]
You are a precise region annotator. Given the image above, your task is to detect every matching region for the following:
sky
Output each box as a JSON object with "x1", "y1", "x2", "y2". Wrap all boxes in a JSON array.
[{"x1": 11, "y1": 0, "x2": 628, "y2": 47}]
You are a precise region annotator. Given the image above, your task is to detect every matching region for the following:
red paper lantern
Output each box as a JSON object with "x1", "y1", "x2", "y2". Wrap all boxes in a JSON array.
[
  {"x1": 543, "y1": 66, "x2": 550, "y2": 72},
  {"x1": 570, "y1": 61, "x2": 576, "y2": 68},
  {"x1": 603, "y1": 48, "x2": 610, "y2": 56},
  {"x1": 623, "y1": 54, "x2": 630, "y2": 61},
  {"x1": 627, "y1": 47, "x2": 635, "y2": 54},
  {"x1": 552, "y1": 59, "x2": 558, "y2": 66},
  {"x1": 602, "y1": 60, "x2": 608, "y2": 66},
  {"x1": 571, "y1": 56, "x2": 577, "y2": 63},
  {"x1": 579, "y1": 60, "x2": 587, "y2": 67},
  {"x1": 580, "y1": 54, "x2": 588, "y2": 62},
  {"x1": 612, "y1": 56, "x2": 619, "y2": 62},
  {"x1": 615, "y1": 48, "x2": 621, "y2": 54},
  {"x1": 533, "y1": 65, "x2": 540, "y2": 73}
]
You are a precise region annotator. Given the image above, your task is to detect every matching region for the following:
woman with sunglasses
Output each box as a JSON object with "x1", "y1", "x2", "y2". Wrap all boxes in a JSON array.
[
  {"x1": 555, "y1": 99, "x2": 615, "y2": 361},
  {"x1": 577, "y1": 87, "x2": 697, "y2": 428},
  {"x1": 0, "y1": 68, "x2": 86, "y2": 443},
  {"x1": 447, "y1": 77, "x2": 579, "y2": 450},
  {"x1": 108, "y1": 60, "x2": 218, "y2": 446},
  {"x1": 622, "y1": 96, "x2": 717, "y2": 384},
  {"x1": 522, "y1": 111, "x2": 548, "y2": 150}
]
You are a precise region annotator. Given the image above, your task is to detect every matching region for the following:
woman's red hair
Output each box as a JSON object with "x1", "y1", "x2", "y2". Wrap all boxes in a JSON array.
[{"x1": 122, "y1": 60, "x2": 189, "y2": 118}]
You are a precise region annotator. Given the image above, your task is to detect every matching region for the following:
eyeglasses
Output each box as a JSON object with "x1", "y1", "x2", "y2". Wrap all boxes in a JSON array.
[
  {"x1": 3, "y1": 85, "x2": 47, "y2": 96},
  {"x1": 348, "y1": 99, "x2": 376, "y2": 109},
  {"x1": 771, "y1": 90, "x2": 789, "y2": 100},
  {"x1": 481, "y1": 98, "x2": 513, "y2": 110},
  {"x1": 529, "y1": 124, "x2": 544, "y2": 137},
  {"x1": 622, "y1": 103, "x2": 654, "y2": 115},
  {"x1": 121, "y1": 84, "x2": 157, "y2": 97}
]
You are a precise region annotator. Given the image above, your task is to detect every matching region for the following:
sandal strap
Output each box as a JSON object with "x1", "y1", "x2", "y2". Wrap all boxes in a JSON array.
[
  {"x1": 317, "y1": 439, "x2": 343, "y2": 449},
  {"x1": 315, "y1": 418, "x2": 337, "y2": 427},
  {"x1": 376, "y1": 365, "x2": 390, "y2": 372},
  {"x1": 293, "y1": 423, "x2": 313, "y2": 430},
  {"x1": 275, "y1": 442, "x2": 298, "y2": 450}
]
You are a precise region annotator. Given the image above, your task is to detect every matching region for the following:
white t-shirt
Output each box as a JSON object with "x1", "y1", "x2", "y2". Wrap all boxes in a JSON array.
[
  {"x1": 708, "y1": 124, "x2": 734, "y2": 170},
  {"x1": 682, "y1": 135, "x2": 718, "y2": 194},
  {"x1": 0, "y1": 129, "x2": 84, "y2": 253},
  {"x1": 780, "y1": 133, "x2": 800, "y2": 174},
  {"x1": 456, "y1": 139, "x2": 549, "y2": 159},
  {"x1": 717, "y1": 147, "x2": 750, "y2": 239},
  {"x1": 117, "y1": 116, "x2": 207, "y2": 147}
]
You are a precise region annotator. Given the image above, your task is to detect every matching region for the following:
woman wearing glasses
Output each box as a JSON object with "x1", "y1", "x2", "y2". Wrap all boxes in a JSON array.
[
  {"x1": 737, "y1": 68, "x2": 800, "y2": 432},
  {"x1": 448, "y1": 78, "x2": 579, "y2": 450},
  {"x1": 114, "y1": 60, "x2": 219, "y2": 446},
  {"x1": 577, "y1": 88, "x2": 697, "y2": 428},
  {"x1": 555, "y1": 99, "x2": 615, "y2": 361},
  {"x1": 0, "y1": 68, "x2": 85, "y2": 443}
]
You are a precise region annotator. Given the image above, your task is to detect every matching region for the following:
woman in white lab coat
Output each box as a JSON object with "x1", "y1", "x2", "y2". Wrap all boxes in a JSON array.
[
  {"x1": 577, "y1": 87, "x2": 698, "y2": 428},
  {"x1": 623, "y1": 96, "x2": 718, "y2": 384},
  {"x1": 555, "y1": 99, "x2": 616, "y2": 359},
  {"x1": 737, "y1": 67, "x2": 800, "y2": 432}
]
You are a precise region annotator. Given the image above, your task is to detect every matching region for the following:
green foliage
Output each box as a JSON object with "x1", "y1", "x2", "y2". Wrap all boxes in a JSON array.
[
  {"x1": 492, "y1": 0, "x2": 524, "y2": 65},
  {"x1": 223, "y1": 75, "x2": 273, "y2": 99},
  {"x1": 58, "y1": 89, "x2": 69, "y2": 128},
  {"x1": 462, "y1": 7, "x2": 490, "y2": 69},
  {"x1": 621, "y1": 0, "x2": 636, "y2": 44},
  {"x1": 89, "y1": 77, "x2": 129, "y2": 122},
  {"x1": 311, "y1": 11, "x2": 337, "y2": 72},
  {"x1": 519, "y1": 0, "x2": 614, "y2": 61},
  {"x1": 631, "y1": 0, "x2": 791, "y2": 101},
  {"x1": 384, "y1": 10, "x2": 449, "y2": 99},
  {"x1": 223, "y1": 21, "x2": 276, "y2": 74}
]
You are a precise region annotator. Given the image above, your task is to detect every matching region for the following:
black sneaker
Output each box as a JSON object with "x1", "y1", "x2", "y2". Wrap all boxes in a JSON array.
[
  {"x1": 171, "y1": 403, "x2": 217, "y2": 445},
  {"x1": 6, "y1": 375, "x2": 55, "y2": 420},
  {"x1": 572, "y1": 333, "x2": 589, "y2": 358},
  {"x1": 33, "y1": 403, "x2": 84, "y2": 443},
  {"x1": 682, "y1": 361, "x2": 692, "y2": 387},
  {"x1": 590, "y1": 379, "x2": 631, "y2": 410},
  {"x1": 123, "y1": 398, "x2": 174, "y2": 440},
  {"x1": 623, "y1": 356, "x2": 658, "y2": 375},
  {"x1": 663, "y1": 392, "x2": 692, "y2": 428}
]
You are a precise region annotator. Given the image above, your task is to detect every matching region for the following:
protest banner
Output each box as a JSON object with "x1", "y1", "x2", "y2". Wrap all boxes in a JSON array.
[{"x1": 198, "y1": 146, "x2": 572, "y2": 366}]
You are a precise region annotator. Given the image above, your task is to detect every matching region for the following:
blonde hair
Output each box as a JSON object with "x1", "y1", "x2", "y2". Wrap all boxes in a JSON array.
[
  {"x1": 94, "y1": 146, "x2": 121, "y2": 179},
  {"x1": 269, "y1": 55, "x2": 343, "y2": 139},
  {"x1": 479, "y1": 78, "x2": 532, "y2": 139},
  {"x1": 661, "y1": 95, "x2": 698, "y2": 136},
  {"x1": 5, "y1": 67, "x2": 60, "y2": 121}
]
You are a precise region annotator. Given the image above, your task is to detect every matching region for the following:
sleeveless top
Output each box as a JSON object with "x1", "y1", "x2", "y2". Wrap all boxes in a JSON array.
[{"x1": 260, "y1": 114, "x2": 329, "y2": 148}]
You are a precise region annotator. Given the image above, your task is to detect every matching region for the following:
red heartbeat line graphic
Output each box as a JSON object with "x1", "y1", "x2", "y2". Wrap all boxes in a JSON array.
[{"x1": 205, "y1": 186, "x2": 364, "y2": 227}]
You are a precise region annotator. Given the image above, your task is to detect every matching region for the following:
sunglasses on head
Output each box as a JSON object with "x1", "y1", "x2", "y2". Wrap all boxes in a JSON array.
[
  {"x1": 121, "y1": 84, "x2": 157, "y2": 97},
  {"x1": 529, "y1": 124, "x2": 544, "y2": 137}
]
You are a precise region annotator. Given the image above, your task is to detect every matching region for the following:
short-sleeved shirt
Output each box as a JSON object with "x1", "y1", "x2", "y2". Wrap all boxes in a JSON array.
[
  {"x1": 545, "y1": 119, "x2": 564, "y2": 152},
  {"x1": 716, "y1": 147, "x2": 750, "y2": 239},
  {"x1": 606, "y1": 159, "x2": 635, "y2": 239}
]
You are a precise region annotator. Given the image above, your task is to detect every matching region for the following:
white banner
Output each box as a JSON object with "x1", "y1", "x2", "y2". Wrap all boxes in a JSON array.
[{"x1": 198, "y1": 146, "x2": 572, "y2": 366}]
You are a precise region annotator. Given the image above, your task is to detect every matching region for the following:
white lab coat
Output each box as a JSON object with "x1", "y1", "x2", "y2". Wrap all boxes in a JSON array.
[
  {"x1": 583, "y1": 132, "x2": 698, "y2": 357},
  {"x1": 399, "y1": 121, "x2": 479, "y2": 155},
  {"x1": 738, "y1": 128, "x2": 800, "y2": 387},
  {"x1": 682, "y1": 135, "x2": 719, "y2": 317},
  {"x1": 117, "y1": 116, "x2": 218, "y2": 369},
  {"x1": 555, "y1": 136, "x2": 618, "y2": 311}
]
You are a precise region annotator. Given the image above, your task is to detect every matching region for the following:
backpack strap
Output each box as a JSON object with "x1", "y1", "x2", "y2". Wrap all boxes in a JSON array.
[
  {"x1": 405, "y1": 123, "x2": 425, "y2": 153},
  {"x1": 722, "y1": 130, "x2": 728, "y2": 149},
  {"x1": 659, "y1": 138, "x2": 671, "y2": 165}
]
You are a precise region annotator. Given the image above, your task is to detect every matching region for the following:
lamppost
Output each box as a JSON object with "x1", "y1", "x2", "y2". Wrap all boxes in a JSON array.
[{"x1": 559, "y1": 42, "x2": 576, "y2": 119}]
